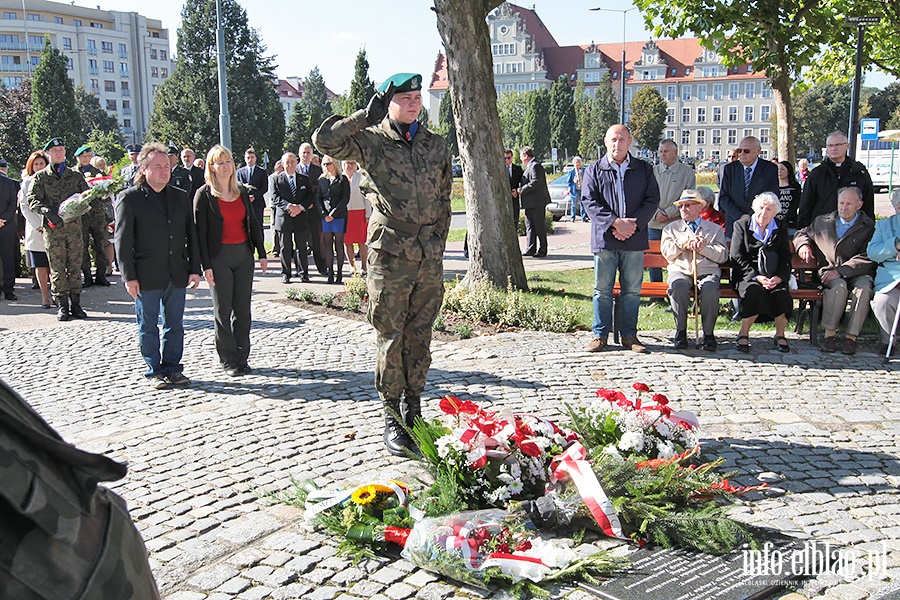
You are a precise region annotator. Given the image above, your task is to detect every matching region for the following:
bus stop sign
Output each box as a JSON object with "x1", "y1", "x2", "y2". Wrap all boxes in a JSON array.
[{"x1": 861, "y1": 119, "x2": 879, "y2": 141}]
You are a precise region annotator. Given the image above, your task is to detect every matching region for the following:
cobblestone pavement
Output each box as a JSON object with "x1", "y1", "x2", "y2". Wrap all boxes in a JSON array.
[{"x1": 3, "y1": 218, "x2": 900, "y2": 599}]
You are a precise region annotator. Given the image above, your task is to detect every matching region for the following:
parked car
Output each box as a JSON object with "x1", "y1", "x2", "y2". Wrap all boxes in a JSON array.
[
  {"x1": 697, "y1": 160, "x2": 718, "y2": 172},
  {"x1": 546, "y1": 173, "x2": 571, "y2": 220},
  {"x1": 452, "y1": 162, "x2": 462, "y2": 178}
]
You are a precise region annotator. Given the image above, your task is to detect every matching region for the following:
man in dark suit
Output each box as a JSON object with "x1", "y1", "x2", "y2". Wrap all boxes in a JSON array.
[
  {"x1": 518, "y1": 146, "x2": 551, "y2": 257},
  {"x1": 115, "y1": 142, "x2": 201, "y2": 390},
  {"x1": 0, "y1": 171, "x2": 18, "y2": 300},
  {"x1": 298, "y1": 142, "x2": 326, "y2": 275},
  {"x1": 236, "y1": 147, "x2": 268, "y2": 239},
  {"x1": 505, "y1": 148, "x2": 524, "y2": 226},
  {"x1": 180, "y1": 148, "x2": 206, "y2": 201},
  {"x1": 271, "y1": 151, "x2": 314, "y2": 283},
  {"x1": 718, "y1": 136, "x2": 779, "y2": 239}
]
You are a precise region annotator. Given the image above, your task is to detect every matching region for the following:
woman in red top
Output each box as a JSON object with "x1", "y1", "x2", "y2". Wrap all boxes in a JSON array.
[
  {"x1": 697, "y1": 186, "x2": 725, "y2": 230},
  {"x1": 194, "y1": 145, "x2": 267, "y2": 376}
]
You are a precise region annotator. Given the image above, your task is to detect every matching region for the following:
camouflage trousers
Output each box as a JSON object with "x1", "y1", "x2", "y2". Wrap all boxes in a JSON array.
[
  {"x1": 81, "y1": 205, "x2": 110, "y2": 275},
  {"x1": 366, "y1": 249, "x2": 444, "y2": 401},
  {"x1": 43, "y1": 218, "x2": 83, "y2": 296}
]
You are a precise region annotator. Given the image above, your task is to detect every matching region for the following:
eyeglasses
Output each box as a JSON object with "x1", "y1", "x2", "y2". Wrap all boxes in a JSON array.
[
  {"x1": 826, "y1": 142, "x2": 849, "y2": 149},
  {"x1": 735, "y1": 148, "x2": 755, "y2": 154},
  {"x1": 323, "y1": 162, "x2": 334, "y2": 166},
  {"x1": 504, "y1": 156, "x2": 513, "y2": 160}
]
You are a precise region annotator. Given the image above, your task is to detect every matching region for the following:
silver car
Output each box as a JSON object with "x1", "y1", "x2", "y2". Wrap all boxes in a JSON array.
[{"x1": 546, "y1": 173, "x2": 571, "y2": 220}]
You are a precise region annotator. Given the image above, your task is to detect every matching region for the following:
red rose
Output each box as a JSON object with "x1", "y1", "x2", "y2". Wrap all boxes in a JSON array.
[
  {"x1": 633, "y1": 382, "x2": 651, "y2": 393},
  {"x1": 515, "y1": 540, "x2": 533, "y2": 552},
  {"x1": 596, "y1": 389, "x2": 619, "y2": 402},
  {"x1": 652, "y1": 393, "x2": 668, "y2": 405}
]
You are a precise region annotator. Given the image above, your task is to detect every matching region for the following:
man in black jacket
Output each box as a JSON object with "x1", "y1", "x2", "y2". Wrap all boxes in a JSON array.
[
  {"x1": 0, "y1": 172, "x2": 18, "y2": 300},
  {"x1": 115, "y1": 142, "x2": 201, "y2": 390},
  {"x1": 797, "y1": 131, "x2": 875, "y2": 230},
  {"x1": 236, "y1": 147, "x2": 268, "y2": 239}
]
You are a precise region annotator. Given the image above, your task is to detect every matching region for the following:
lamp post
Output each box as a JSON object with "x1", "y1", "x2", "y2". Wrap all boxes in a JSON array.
[
  {"x1": 846, "y1": 15, "x2": 880, "y2": 162},
  {"x1": 215, "y1": 0, "x2": 232, "y2": 150},
  {"x1": 589, "y1": 6, "x2": 638, "y2": 124}
]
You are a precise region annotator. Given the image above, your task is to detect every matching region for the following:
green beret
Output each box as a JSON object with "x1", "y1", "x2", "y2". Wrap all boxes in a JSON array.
[
  {"x1": 74, "y1": 144, "x2": 92, "y2": 157},
  {"x1": 378, "y1": 73, "x2": 422, "y2": 94},
  {"x1": 43, "y1": 137, "x2": 65, "y2": 151}
]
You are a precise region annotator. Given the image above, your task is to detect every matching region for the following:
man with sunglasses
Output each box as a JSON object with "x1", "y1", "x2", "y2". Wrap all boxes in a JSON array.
[{"x1": 718, "y1": 136, "x2": 779, "y2": 239}]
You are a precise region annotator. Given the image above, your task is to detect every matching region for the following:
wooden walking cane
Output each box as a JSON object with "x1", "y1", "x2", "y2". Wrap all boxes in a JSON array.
[
  {"x1": 692, "y1": 248, "x2": 701, "y2": 349},
  {"x1": 887, "y1": 301, "x2": 900, "y2": 359}
]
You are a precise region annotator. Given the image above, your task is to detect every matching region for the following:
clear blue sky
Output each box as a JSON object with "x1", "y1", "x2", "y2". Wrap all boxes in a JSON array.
[{"x1": 100, "y1": 0, "x2": 893, "y2": 94}]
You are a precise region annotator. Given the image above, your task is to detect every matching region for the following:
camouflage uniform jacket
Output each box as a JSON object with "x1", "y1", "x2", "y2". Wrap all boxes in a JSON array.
[
  {"x1": 27, "y1": 164, "x2": 89, "y2": 227},
  {"x1": 170, "y1": 165, "x2": 192, "y2": 194},
  {"x1": 314, "y1": 110, "x2": 452, "y2": 263},
  {"x1": 0, "y1": 378, "x2": 160, "y2": 599}
]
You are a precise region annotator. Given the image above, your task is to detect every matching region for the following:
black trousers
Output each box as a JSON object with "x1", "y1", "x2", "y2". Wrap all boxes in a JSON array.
[
  {"x1": 0, "y1": 226, "x2": 18, "y2": 294},
  {"x1": 307, "y1": 217, "x2": 326, "y2": 274},
  {"x1": 279, "y1": 220, "x2": 309, "y2": 277},
  {"x1": 210, "y1": 243, "x2": 255, "y2": 368},
  {"x1": 523, "y1": 206, "x2": 547, "y2": 255}
]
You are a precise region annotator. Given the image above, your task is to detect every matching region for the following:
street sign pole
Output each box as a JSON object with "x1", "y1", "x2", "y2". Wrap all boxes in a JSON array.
[{"x1": 847, "y1": 16, "x2": 880, "y2": 161}]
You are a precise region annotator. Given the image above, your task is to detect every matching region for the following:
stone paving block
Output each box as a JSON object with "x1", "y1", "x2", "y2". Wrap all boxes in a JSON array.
[
  {"x1": 822, "y1": 583, "x2": 869, "y2": 600},
  {"x1": 384, "y1": 582, "x2": 417, "y2": 599},
  {"x1": 237, "y1": 586, "x2": 273, "y2": 600},
  {"x1": 186, "y1": 565, "x2": 240, "y2": 591},
  {"x1": 284, "y1": 555, "x2": 319, "y2": 574},
  {"x1": 331, "y1": 567, "x2": 366, "y2": 586},
  {"x1": 225, "y1": 548, "x2": 267, "y2": 568},
  {"x1": 370, "y1": 566, "x2": 407, "y2": 585},
  {"x1": 260, "y1": 551, "x2": 294, "y2": 567},
  {"x1": 348, "y1": 579, "x2": 388, "y2": 596},
  {"x1": 404, "y1": 570, "x2": 439, "y2": 587},
  {"x1": 414, "y1": 583, "x2": 457, "y2": 599},
  {"x1": 268, "y1": 582, "x2": 313, "y2": 599},
  {"x1": 214, "y1": 576, "x2": 252, "y2": 594},
  {"x1": 165, "y1": 592, "x2": 208, "y2": 600},
  {"x1": 306, "y1": 587, "x2": 344, "y2": 600},
  {"x1": 216, "y1": 513, "x2": 283, "y2": 545},
  {"x1": 244, "y1": 565, "x2": 275, "y2": 583},
  {"x1": 303, "y1": 568, "x2": 336, "y2": 585}
]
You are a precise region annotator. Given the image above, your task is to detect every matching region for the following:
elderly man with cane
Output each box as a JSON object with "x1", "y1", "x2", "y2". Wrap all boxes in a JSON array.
[{"x1": 660, "y1": 190, "x2": 728, "y2": 351}]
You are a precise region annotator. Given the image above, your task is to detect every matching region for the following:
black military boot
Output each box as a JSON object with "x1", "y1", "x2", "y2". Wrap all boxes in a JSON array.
[
  {"x1": 70, "y1": 293, "x2": 88, "y2": 319},
  {"x1": 81, "y1": 269, "x2": 94, "y2": 288},
  {"x1": 56, "y1": 295, "x2": 71, "y2": 321},
  {"x1": 327, "y1": 268, "x2": 335, "y2": 284},
  {"x1": 403, "y1": 395, "x2": 421, "y2": 429},
  {"x1": 383, "y1": 398, "x2": 412, "y2": 456},
  {"x1": 94, "y1": 273, "x2": 111, "y2": 286}
]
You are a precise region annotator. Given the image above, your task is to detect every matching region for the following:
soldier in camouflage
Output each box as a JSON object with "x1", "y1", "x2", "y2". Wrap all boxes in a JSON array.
[
  {"x1": 314, "y1": 72, "x2": 452, "y2": 456},
  {"x1": 0, "y1": 378, "x2": 161, "y2": 600},
  {"x1": 74, "y1": 144, "x2": 111, "y2": 287},
  {"x1": 167, "y1": 145, "x2": 193, "y2": 193},
  {"x1": 27, "y1": 137, "x2": 90, "y2": 321}
]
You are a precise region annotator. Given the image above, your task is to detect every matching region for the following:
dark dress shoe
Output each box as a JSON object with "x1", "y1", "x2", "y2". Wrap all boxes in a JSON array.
[
  {"x1": 4, "y1": 291, "x2": 17, "y2": 301},
  {"x1": 522, "y1": 251, "x2": 535, "y2": 257},
  {"x1": 94, "y1": 274, "x2": 111, "y2": 286},
  {"x1": 534, "y1": 252, "x2": 547, "y2": 257},
  {"x1": 281, "y1": 275, "x2": 291, "y2": 284},
  {"x1": 237, "y1": 364, "x2": 252, "y2": 374},
  {"x1": 224, "y1": 365, "x2": 242, "y2": 377},
  {"x1": 81, "y1": 277, "x2": 94, "y2": 288},
  {"x1": 673, "y1": 331, "x2": 688, "y2": 350},
  {"x1": 31, "y1": 282, "x2": 39, "y2": 290},
  {"x1": 301, "y1": 275, "x2": 311, "y2": 283},
  {"x1": 703, "y1": 335, "x2": 717, "y2": 351}
]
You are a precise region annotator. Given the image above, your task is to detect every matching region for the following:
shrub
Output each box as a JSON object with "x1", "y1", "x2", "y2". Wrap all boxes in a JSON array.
[
  {"x1": 442, "y1": 279, "x2": 580, "y2": 333},
  {"x1": 517, "y1": 211, "x2": 555, "y2": 236},
  {"x1": 285, "y1": 287, "x2": 300, "y2": 301},
  {"x1": 695, "y1": 171, "x2": 716, "y2": 186},
  {"x1": 343, "y1": 293, "x2": 362, "y2": 312},
  {"x1": 296, "y1": 289, "x2": 316, "y2": 303},
  {"x1": 319, "y1": 292, "x2": 335, "y2": 307},
  {"x1": 432, "y1": 312, "x2": 445, "y2": 331},
  {"x1": 343, "y1": 273, "x2": 367, "y2": 299},
  {"x1": 442, "y1": 279, "x2": 506, "y2": 323},
  {"x1": 453, "y1": 323, "x2": 473, "y2": 339}
]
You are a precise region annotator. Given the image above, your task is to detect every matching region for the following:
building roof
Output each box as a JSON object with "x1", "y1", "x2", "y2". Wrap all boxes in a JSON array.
[
  {"x1": 507, "y1": 2, "x2": 558, "y2": 53},
  {"x1": 276, "y1": 77, "x2": 337, "y2": 101}
]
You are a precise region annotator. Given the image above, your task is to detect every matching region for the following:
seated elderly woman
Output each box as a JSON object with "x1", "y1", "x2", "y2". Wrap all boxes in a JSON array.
[
  {"x1": 868, "y1": 190, "x2": 900, "y2": 355},
  {"x1": 730, "y1": 192, "x2": 793, "y2": 353}
]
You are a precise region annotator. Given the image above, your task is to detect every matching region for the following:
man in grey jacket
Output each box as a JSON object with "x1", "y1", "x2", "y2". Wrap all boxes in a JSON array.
[{"x1": 518, "y1": 146, "x2": 550, "y2": 257}]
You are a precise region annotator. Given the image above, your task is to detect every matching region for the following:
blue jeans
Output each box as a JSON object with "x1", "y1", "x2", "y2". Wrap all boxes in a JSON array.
[
  {"x1": 592, "y1": 250, "x2": 644, "y2": 338},
  {"x1": 647, "y1": 227, "x2": 663, "y2": 282},
  {"x1": 134, "y1": 281, "x2": 186, "y2": 377},
  {"x1": 569, "y1": 192, "x2": 585, "y2": 219}
]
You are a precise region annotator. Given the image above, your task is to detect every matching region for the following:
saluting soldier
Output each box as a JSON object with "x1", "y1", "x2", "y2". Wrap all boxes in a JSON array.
[
  {"x1": 27, "y1": 137, "x2": 90, "y2": 321},
  {"x1": 314, "y1": 73, "x2": 452, "y2": 456},
  {"x1": 167, "y1": 144, "x2": 192, "y2": 193}
]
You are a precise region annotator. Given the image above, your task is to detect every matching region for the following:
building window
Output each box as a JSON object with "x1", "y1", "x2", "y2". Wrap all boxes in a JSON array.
[
  {"x1": 529, "y1": 82, "x2": 539, "y2": 90},
  {"x1": 119, "y1": 43, "x2": 127, "y2": 57},
  {"x1": 73, "y1": 19, "x2": 81, "y2": 26},
  {"x1": 90, "y1": 22, "x2": 102, "y2": 28},
  {"x1": 105, "y1": 99, "x2": 116, "y2": 110},
  {"x1": 495, "y1": 84, "x2": 502, "y2": 94},
  {"x1": 682, "y1": 107, "x2": 691, "y2": 123},
  {"x1": 759, "y1": 128, "x2": 770, "y2": 144},
  {"x1": 713, "y1": 83, "x2": 723, "y2": 101},
  {"x1": 0, "y1": 34, "x2": 19, "y2": 43},
  {"x1": 151, "y1": 32, "x2": 159, "y2": 38},
  {"x1": 66, "y1": 57, "x2": 73, "y2": 70},
  {"x1": 696, "y1": 130, "x2": 706, "y2": 145},
  {"x1": 727, "y1": 129, "x2": 737, "y2": 145},
  {"x1": 102, "y1": 60, "x2": 113, "y2": 73},
  {"x1": 666, "y1": 108, "x2": 675, "y2": 124},
  {"x1": 149, "y1": 48, "x2": 157, "y2": 60},
  {"x1": 744, "y1": 106, "x2": 754, "y2": 122},
  {"x1": 104, "y1": 80, "x2": 115, "y2": 92},
  {"x1": 728, "y1": 106, "x2": 738, "y2": 122},
  {"x1": 666, "y1": 85, "x2": 676, "y2": 102},
  {"x1": 712, "y1": 107, "x2": 722, "y2": 123},
  {"x1": 120, "y1": 62, "x2": 128, "y2": 75},
  {"x1": 583, "y1": 71, "x2": 599, "y2": 82},
  {"x1": 122, "y1": 100, "x2": 130, "y2": 109},
  {"x1": 682, "y1": 130, "x2": 690, "y2": 145},
  {"x1": 62, "y1": 37, "x2": 72, "y2": 50},
  {"x1": 54, "y1": 16, "x2": 63, "y2": 24},
  {"x1": 762, "y1": 83, "x2": 773, "y2": 99},
  {"x1": 492, "y1": 43, "x2": 516, "y2": 56},
  {"x1": 123, "y1": 119, "x2": 131, "y2": 128},
  {"x1": 88, "y1": 59, "x2": 98, "y2": 73},
  {"x1": 27, "y1": 13, "x2": 39, "y2": 21},
  {"x1": 101, "y1": 41, "x2": 112, "y2": 53},
  {"x1": 701, "y1": 66, "x2": 719, "y2": 78},
  {"x1": 682, "y1": 85, "x2": 691, "y2": 101},
  {"x1": 121, "y1": 81, "x2": 129, "y2": 91},
  {"x1": 151, "y1": 66, "x2": 158, "y2": 78},
  {"x1": 89, "y1": 78, "x2": 99, "y2": 91},
  {"x1": 87, "y1": 39, "x2": 97, "y2": 54},
  {"x1": 28, "y1": 35, "x2": 42, "y2": 47},
  {"x1": 1, "y1": 55, "x2": 22, "y2": 67},
  {"x1": 697, "y1": 107, "x2": 706, "y2": 123},
  {"x1": 712, "y1": 129, "x2": 721, "y2": 145},
  {"x1": 666, "y1": 130, "x2": 675, "y2": 140},
  {"x1": 728, "y1": 83, "x2": 739, "y2": 100},
  {"x1": 160, "y1": 67, "x2": 167, "y2": 77},
  {"x1": 744, "y1": 128, "x2": 753, "y2": 139},
  {"x1": 517, "y1": 83, "x2": 526, "y2": 91},
  {"x1": 160, "y1": 50, "x2": 167, "y2": 60},
  {"x1": 3, "y1": 12, "x2": 16, "y2": 19},
  {"x1": 2, "y1": 76, "x2": 23, "y2": 87},
  {"x1": 642, "y1": 70, "x2": 657, "y2": 80},
  {"x1": 744, "y1": 82, "x2": 756, "y2": 99},
  {"x1": 697, "y1": 84, "x2": 707, "y2": 101},
  {"x1": 760, "y1": 105, "x2": 771, "y2": 122}
]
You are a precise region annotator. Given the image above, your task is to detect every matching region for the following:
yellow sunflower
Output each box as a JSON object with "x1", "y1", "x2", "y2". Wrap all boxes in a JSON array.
[{"x1": 351, "y1": 485, "x2": 378, "y2": 505}]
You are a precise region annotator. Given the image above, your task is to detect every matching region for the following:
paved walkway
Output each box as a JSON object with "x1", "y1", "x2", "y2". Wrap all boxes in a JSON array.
[{"x1": 1, "y1": 213, "x2": 900, "y2": 600}]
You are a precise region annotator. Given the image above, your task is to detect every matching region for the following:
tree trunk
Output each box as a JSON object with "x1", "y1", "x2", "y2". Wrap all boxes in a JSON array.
[
  {"x1": 433, "y1": 0, "x2": 528, "y2": 291},
  {"x1": 771, "y1": 72, "x2": 795, "y2": 166}
]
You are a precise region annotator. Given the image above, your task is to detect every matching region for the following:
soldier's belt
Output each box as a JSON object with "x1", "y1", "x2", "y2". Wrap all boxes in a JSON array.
[{"x1": 371, "y1": 211, "x2": 435, "y2": 236}]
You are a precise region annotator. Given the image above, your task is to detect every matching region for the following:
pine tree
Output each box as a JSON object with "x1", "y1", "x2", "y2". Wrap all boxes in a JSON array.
[
  {"x1": 74, "y1": 85, "x2": 122, "y2": 146},
  {"x1": 0, "y1": 78, "x2": 32, "y2": 173},
  {"x1": 549, "y1": 75, "x2": 578, "y2": 160},
  {"x1": 284, "y1": 101, "x2": 309, "y2": 156},
  {"x1": 588, "y1": 73, "x2": 619, "y2": 158},
  {"x1": 573, "y1": 79, "x2": 593, "y2": 158},
  {"x1": 439, "y1": 91, "x2": 458, "y2": 156},
  {"x1": 345, "y1": 48, "x2": 375, "y2": 114},
  {"x1": 147, "y1": 0, "x2": 284, "y2": 164},
  {"x1": 301, "y1": 67, "x2": 330, "y2": 141},
  {"x1": 522, "y1": 87, "x2": 550, "y2": 159},
  {"x1": 628, "y1": 86, "x2": 667, "y2": 151},
  {"x1": 27, "y1": 40, "x2": 81, "y2": 161}
]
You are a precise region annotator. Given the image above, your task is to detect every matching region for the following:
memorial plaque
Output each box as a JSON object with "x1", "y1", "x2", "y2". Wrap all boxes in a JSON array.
[{"x1": 579, "y1": 540, "x2": 808, "y2": 600}]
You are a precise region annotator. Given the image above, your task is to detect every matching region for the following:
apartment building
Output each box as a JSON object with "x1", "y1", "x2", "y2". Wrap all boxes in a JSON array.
[
  {"x1": 428, "y1": 2, "x2": 775, "y2": 160},
  {"x1": 0, "y1": 0, "x2": 173, "y2": 142}
]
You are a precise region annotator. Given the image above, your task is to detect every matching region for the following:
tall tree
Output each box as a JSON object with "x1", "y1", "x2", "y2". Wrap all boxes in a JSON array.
[
  {"x1": 792, "y1": 82, "x2": 851, "y2": 157},
  {"x1": 284, "y1": 101, "x2": 309, "y2": 155},
  {"x1": 27, "y1": 40, "x2": 81, "y2": 161},
  {"x1": 345, "y1": 48, "x2": 376, "y2": 114},
  {"x1": 523, "y1": 87, "x2": 551, "y2": 159},
  {"x1": 87, "y1": 130, "x2": 126, "y2": 165},
  {"x1": 813, "y1": 2, "x2": 900, "y2": 82},
  {"x1": 301, "y1": 67, "x2": 330, "y2": 141},
  {"x1": 74, "y1": 85, "x2": 122, "y2": 145},
  {"x1": 573, "y1": 79, "x2": 592, "y2": 158},
  {"x1": 581, "y1": 73, "x2": 618, "y2": 160},
  {"x1": 433, "y1": 0, "x2": 527, "y2": 291},
  {"x1": 628, "y1": 86, "x2": 666, "y2": 151},
  {"x1": 862, "y1": 82, "x2": 900, "y2": 130},
  {"x1": 496, "y1": 90, "x2": 526, "y2": 152},
  {"x1": 549, "y1": 75, "x2": 578, "y2": 161},
  {"x1": 0, "y1": 78, "x2": 32, "y2": 173},
  {"x1": 438, "y1": 90, "x2": 458, "y2": 157},
  {"x1": 147, "y1": 0, "x2": 284, "y2": 164},
  {"x1": 633, "y1": 0, "x2": 858, "y2": 165}
]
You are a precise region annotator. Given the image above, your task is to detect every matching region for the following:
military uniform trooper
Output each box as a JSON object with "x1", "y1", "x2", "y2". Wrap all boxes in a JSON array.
[
  {"x1": 27, "y1": 137, "x2": 90, "y2": 321},
  {"x1": 314, "y1": 73, "x2": 452, "y2": 456},
  {"x1": 121, "y1": 144, "x2": 141, "y2": 186},
  {"x1": 167, "y1": 145, "x2": 192, "y2": 193},
  {"x1": 74, "y1": 144, "x2": 111, "y2": 287}
]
